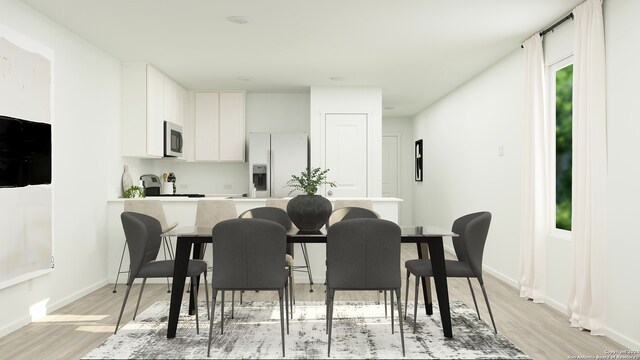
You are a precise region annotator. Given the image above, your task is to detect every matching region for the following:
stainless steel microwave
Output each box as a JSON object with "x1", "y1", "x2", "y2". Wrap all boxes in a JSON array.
[{"x1": 164, "y1": 121, "x2": 183, "y2": 157}]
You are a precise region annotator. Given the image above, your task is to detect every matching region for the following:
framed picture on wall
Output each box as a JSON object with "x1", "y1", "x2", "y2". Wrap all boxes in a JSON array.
[{"x1": 415, "y1": 139, "x2": 423, "y2": 182}]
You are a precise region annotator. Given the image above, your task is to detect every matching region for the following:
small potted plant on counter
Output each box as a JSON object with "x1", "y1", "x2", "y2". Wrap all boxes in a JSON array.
[
  {"x1": 123, "y1": 185, "x2": 145, "y2": 198},
  {"x1": 286, "y1": 167, "x2": 336, "y2": 232}
]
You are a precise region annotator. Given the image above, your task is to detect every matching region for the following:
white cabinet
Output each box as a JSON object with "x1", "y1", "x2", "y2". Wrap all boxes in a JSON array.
[
  {"x1": 121, "y1": 63, "x2": 186, "y2": 158},
  {"x1": 194, "y1": 92, "x2": 245, "y2": 161}
]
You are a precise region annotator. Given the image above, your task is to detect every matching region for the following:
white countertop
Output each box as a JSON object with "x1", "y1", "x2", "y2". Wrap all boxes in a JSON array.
[{"x1": 108, "y1": 196, "x2": 403, "y2": 203}]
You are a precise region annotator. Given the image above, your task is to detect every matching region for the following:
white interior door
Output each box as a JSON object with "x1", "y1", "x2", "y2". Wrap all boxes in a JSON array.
[
  {"x1": 382, "y1": 135, "x2": 399, "y2": 197},
  {"x1": 324, "y1": 113, "x2": 368, "y2": 197}
]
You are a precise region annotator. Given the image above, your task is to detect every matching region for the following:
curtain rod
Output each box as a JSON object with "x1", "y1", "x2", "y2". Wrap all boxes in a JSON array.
[
  {"x1": 521, "y1": 12, "x2": 574, "y2": 48},
  {"x1": 540, "y1": 13, "x2": 574, "y2": 36}
]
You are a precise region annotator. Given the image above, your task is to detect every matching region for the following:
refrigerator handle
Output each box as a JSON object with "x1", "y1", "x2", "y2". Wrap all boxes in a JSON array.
[{"x1": 269, "y1": 149, "x2": 273, "y2": 197}]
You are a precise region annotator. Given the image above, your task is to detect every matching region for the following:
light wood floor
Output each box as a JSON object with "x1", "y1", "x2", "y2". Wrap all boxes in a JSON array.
[{"x1": 0, "y1": 244, "x2": 625, "y2": 360}]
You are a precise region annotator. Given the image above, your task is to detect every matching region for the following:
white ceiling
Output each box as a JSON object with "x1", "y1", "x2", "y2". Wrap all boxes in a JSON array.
[{"x1": 19, "y1": 0, "x2": 582, "y2": 118}]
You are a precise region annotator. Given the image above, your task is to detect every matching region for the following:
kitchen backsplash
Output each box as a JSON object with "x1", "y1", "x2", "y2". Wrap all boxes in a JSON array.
[{"x1": 121, "y1": 158, "x2": 249, "y2": 196}]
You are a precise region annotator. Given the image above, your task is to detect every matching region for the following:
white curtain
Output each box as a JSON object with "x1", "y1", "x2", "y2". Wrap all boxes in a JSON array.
[
  {"x1": 518, "y1": 34, "x2": 548, "y2": 303},
  {"x1": 568, "y1": 0, "x2": 608, "y2": 335}
]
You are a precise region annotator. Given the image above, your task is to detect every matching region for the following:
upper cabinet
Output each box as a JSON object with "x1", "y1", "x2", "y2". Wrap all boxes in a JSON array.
[
  {"x1": 193, "y1": 92, "x2": 245, "y2": 162},
  {"x1": 121, "y1": 63, "x2": 187, "y2": 158}
]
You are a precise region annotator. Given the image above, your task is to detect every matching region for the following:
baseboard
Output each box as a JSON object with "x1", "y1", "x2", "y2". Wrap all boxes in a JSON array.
[
  {"x1": 0, "y1": 279, "x2": 108, "y2": 338},
  {"x1": 606, "y1": 328, "x2": 640, "y2": 351}
]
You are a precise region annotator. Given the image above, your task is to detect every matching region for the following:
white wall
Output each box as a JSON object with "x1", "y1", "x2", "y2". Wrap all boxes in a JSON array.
[
  {"x1": 412, "y1": 51, "x2": 524, "y2": 285},
  {"x1": 0, "y1": 0, "x2": 121, "y2": 337},
  {"x1": 412, "y1": 0, "x2": 640, "y2": 348},
  {"x1": 603, "y1": 0, "x2": 640, "y2": 349}
]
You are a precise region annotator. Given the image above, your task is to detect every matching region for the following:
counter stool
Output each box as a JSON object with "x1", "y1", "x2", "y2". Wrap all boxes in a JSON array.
[{"x1": 113, "y1": 200, "x2": 178, "y2": 293}]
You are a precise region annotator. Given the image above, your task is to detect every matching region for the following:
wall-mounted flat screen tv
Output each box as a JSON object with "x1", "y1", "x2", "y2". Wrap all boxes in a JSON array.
[{"x1": 0, "y1": 115, "x2": 51, "y2": 187}]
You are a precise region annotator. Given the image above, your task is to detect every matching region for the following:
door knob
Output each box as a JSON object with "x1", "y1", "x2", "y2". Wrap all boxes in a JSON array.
[{"x1": 327, "y1": 190, "x2": 333, "y2": 196}]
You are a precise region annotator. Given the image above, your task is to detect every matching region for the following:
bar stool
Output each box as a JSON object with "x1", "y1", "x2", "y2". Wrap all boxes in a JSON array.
[
  {"x1": 113, "y1": 200, "x2": 178, "y2": 293},
  {"x1": 266, "y1": 198, "x2": 315, "y2": 294}
]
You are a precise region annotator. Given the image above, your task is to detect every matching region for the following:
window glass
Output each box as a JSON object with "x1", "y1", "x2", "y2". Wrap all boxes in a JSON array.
[{"x1": 554, "y1": 63, "x2": 573, "y2": 231}]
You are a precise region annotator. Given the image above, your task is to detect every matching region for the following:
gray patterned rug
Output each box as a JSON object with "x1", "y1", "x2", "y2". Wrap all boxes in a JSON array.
[{"x1": 83, "y1": 300, "x2": 528, "y2": 359}]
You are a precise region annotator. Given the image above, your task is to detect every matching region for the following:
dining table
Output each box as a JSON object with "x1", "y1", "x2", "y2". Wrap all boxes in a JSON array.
[{"x1": 164, "y1": 224, "x2": 456, "y2": 339}]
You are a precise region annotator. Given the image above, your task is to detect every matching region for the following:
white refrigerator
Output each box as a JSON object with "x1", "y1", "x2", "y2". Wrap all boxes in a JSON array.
[{"x1": 249, "y1": 132, "x2": 308, "y2": 198}]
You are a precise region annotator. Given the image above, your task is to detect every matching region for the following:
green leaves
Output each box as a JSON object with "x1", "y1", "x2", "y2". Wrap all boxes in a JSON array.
[{"x1": 286, "y1": 167, "x2": 336, "y2": 195}]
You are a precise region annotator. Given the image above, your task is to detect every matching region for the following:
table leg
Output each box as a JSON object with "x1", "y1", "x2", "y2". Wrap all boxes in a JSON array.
[
  {"x1": 167, "y1": 238, "x2": 192, "y2": 338},
  {"x1": 416, "y1": 243, "x2": 433, "y2": 315},
  {"x1": 427, "y1": 237, "x2": 452, "y2": 338}
]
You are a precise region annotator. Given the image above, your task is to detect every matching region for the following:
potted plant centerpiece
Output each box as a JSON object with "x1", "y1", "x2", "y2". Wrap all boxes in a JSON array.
[{"x1": 286, "y1": 167, "x2": 336, "y2": 232}]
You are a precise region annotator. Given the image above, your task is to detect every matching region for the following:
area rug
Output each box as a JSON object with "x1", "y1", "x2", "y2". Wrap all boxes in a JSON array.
[{"x1": 83, "y1": 300, "x2": 528, "y2": 359}]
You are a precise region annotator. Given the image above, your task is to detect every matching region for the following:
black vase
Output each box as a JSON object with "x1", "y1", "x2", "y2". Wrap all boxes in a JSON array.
[{"x1": 287, "y1": 195, "x2": 332, "y2": 232}]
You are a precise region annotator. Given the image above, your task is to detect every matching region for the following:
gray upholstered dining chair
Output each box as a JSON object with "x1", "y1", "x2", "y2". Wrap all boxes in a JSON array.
[
  {"x1": 404, "y1": 211, "x2": 496, "y2": 334},
  {"x1": 266, "y1": 198, "x2": 315, "y2": 293},
  {"x1": 326, "y1": 218, "x2": 405, "y2": 357},
  {"x1": 239, "y1": 206, "x2": 294, "y2": 317},
  {"x1": 207, "y1": 218, "x2": 289, "y2": 357},
  {"x1": 325, "y1": 206, "x2": 389, "y2": 314},
  {"x1": 113, "y1": 200, "x2": 178, "y2": 293},
  {"x1": 115, "y1": 212, "x2": 208, "y2": 335}
]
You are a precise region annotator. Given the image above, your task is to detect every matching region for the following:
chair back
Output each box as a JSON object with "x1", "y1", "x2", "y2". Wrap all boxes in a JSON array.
[
  {"x1": 195, "y1": 199, "x2": 237, "y2": 229},
  {"x1": 327, "y1": 206, "x2": 379, "y2": 227},
  {"x1": 327, "y1": 218, "x2": 401, "y2": 289},
  {"x1": 239, "y1": 207, "x2": 292, "y2": 231},
  {"x1": 265, "y1": 198, "x2": 289, "y2": 211},
  {"x1": 211, "y1": 218, "x2": 286, "y2": 289},
  {"x1": 124, "y1": 199, "x2": 173, "y2": 233},
  {"x1": 120, "y1": 212, "x2": 163, "y2": 283},
  {"x1": 333, "y1": 199, "x2": 373, "y2": 211},
  {"x1": 451, "y1": 211, "x2": 492, "y2": 281}
]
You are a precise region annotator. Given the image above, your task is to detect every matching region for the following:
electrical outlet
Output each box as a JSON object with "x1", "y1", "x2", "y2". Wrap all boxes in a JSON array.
[
  {"x1": 224, "y1": 184, "x2": 232, "y2": 189},
  {"x1": 179, "y1": 184, "x2": 187, "y2": 190}
]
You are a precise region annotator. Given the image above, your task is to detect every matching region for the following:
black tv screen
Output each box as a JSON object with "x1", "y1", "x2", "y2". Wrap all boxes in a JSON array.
[{"x1": 0, "y1": 115, "x2": 51, "y2": 187}]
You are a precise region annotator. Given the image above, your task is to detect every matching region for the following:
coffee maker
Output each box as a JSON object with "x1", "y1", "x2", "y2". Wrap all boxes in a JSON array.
[{"x1": 140, "y1": 174, "x2": 161, "y2": 196}]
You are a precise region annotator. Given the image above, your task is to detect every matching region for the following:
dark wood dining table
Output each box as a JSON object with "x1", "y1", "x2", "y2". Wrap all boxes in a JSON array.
[{"x1": 164, "y1": 225, "x2": 456, "y2": 339}]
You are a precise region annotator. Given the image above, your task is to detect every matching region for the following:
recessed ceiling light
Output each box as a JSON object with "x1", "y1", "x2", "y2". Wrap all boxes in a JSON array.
[
  {"x1": 330, "y1": 76, "x2": 346, "y2": 81},
  {"x1": 227, "y1": 16, "x2": 249, "y2": 24}
]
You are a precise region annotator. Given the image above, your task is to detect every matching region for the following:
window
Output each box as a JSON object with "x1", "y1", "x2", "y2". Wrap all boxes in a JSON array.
[{"x1": 549, "y1": 58, "x2": 573, "y2": 231}]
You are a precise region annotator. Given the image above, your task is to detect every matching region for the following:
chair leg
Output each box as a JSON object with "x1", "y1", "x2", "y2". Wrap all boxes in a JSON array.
[
  {"x1": 284, "y1": 283, "x2": 290, "y2": 334},
  {"x1": 204, "y1": 273, "x2": 210, "y2": 320},
  {"x1": 413, "y1": 275, "x2": 420, "y2": 333},
  {"x1": 162, "y1": 236, "x2": 172, "y2": 293},
  {"x1": 220, "y1": 291, "x2": 225, "y2": 334},
  {"x1": 288, "y1": 267, "x2": 294, "y2": 318},
  {"x1": 480, "y1": 282, "x2": 498, "y2": 334},
  {"x1": 191, "y1": 277, "x2": 200, "y2": 335},
  {"x1": 113, "y1": 240, "x2": 128, "y2": 293},
  {"x1": 395, "y1": 288, "x2": 406, "y2": 357},
  {"x1": 114, "y1": 283, "x2": 133, "y2": 334},
  {"x1": 133, "y1": 278, "x2": 147, "y2": 320},
  {"x1": 207, "y1": 289, "x2": 218, "y2": 357},
  {"x1": 278, "y1": 288, "x2": 286, "y2": 357},
  {"x1": 467, "y1": 278, "x2": 481, "y2": 319},
  {"x1": 327, "y1": 288, "x2": 335, "y2": 357},
  {"x1": 300, "y1": 243, "x2": 314, "y2": 291},
  {"x1": 390, "y1": 290, "x2": 394, "y2": 334},
  {"x1": 404, "y1": 270, "x2": 410, "y2": 320},
  {"x1": 384, "y1": 290, "x2": 388, "y2": 319},
  {"x1": 231, "y1": 291, "x2": 235, "y2": 319}
]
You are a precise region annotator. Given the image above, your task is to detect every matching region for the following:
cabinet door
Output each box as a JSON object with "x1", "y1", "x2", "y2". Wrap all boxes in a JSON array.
[
  {"x1": 219, "y1": 92, "x2": 245, "y2": 161},
  {"x1": 146, "y1": 65, "x2": 164, "y2": 157},
  {"x1": 194, "y1": 92, "x2": 219, "y2": 161}
]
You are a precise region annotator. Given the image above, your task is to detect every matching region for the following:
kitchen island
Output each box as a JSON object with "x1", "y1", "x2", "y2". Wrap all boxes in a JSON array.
[{"x1": 106, "y1": 197, "x2": 401, "y2": 284}]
